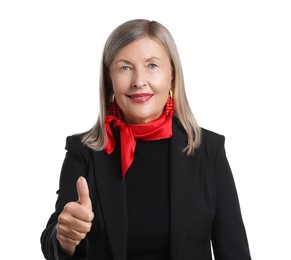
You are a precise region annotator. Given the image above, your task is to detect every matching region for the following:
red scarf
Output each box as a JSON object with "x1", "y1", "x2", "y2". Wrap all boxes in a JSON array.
[{"x1": 104, "y1": 112, "x2": 173, "y2": 179}]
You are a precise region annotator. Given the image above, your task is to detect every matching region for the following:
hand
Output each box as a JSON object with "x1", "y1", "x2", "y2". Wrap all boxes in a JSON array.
[{"x1": 56, "y1": 177, "x2": 94, "y2": 256}]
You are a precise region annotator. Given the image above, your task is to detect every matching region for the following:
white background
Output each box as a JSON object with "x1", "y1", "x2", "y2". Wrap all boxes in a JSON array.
[{"x1": 0, "y1": 0, "x2": 290, "y2": 259}]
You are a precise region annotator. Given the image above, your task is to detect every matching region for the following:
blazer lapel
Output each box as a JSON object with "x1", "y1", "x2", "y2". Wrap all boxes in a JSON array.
[
  {"x1": 92, "y1": 136, "x2": 127, "y2": 260},
  {"x1": 91, "y1": 119, "x2": 202, "y2": 260},
  {"x1": 170, "y1": 118, "x2": 202, "y2": 260}
]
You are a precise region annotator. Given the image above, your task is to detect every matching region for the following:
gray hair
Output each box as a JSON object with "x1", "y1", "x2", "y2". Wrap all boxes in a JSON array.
[{"x1": 82, "y1": 19, "x2": 201, "y2": 154}]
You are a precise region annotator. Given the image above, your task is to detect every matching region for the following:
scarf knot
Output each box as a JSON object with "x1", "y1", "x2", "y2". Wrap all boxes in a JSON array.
[
  {"x1": 104, "y1": 113, "x2": 173, "y2": 180},
  {"x1": 111, "y1": 119, "x2": 125, "y2": 130}
]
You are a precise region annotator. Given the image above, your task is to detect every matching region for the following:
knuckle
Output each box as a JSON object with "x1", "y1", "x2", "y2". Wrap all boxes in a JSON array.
[
  {"x1": 57, "y1": 234, "x2": 66, "y2": 244},
  {"x1": 79, "y1": 232, "x2": 86, "y2": 240},
  {"x1": 56, "y1": 233, "x2": 62, "y2": 241},
  {"x1": 58, "y1": 213, "x2": 67, "y2": 224},
  {"x1": 56, "y1": 223, "x2": 63, "y2": 234},
  {"x1": 83, "y1": 222, "x2": 92, "y2": 233},
  {"x1": 72, "y1": 239, "x2": 80, "y2": 247},
  {"x1": 86, "y1": 212, "x2": 94, "y2": 222},
  {"x1": 89, "y1": 211, "x2": 95, "y2": 221},
  {"x1": 64, "y1": 202, "x2": 76, "y2": 211}
]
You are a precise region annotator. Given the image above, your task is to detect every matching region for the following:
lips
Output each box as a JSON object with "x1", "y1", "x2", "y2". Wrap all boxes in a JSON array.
[{"x1": 128, "y1": 93, "x2": 153, "y2": 103}]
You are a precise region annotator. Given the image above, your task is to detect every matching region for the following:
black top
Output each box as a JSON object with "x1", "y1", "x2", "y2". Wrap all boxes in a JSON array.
[
  {"x1": 40, "y1": 119, "x2": 252, "y2": 260},
  {"x1": 125, "y1": 139, "x2": 170, "y2": 260}
]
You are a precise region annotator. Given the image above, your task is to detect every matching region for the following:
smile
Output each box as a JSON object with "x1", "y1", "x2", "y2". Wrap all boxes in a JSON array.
[{"x1": 128, "y1": 93, "x2": 153, "y2": 104}]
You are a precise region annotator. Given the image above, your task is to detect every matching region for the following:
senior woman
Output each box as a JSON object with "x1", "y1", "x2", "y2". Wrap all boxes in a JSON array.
[{"x1": 41, "y1": 19, "x2": 252, "y2": 260}]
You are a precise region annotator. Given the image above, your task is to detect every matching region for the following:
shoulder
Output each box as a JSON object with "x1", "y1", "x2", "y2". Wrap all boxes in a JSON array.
[
  {"x1": 65, "y1": 133, "x2": 91, "y2": 163},
  {"x1": 201, "y1": 128, "x2": 226, "y2": 163},
  {"x1": 172, "y1": 117, "x2": 225, "y2": 156},
  {"x1": 65, "y1": 133, "x2": 85, "y2": 149},
  {"x1": 201, "y1": 127, "x2": 225, "y2": 146}
]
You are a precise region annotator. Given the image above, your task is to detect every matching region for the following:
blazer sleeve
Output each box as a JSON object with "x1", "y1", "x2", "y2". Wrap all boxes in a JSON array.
[
  {"x1": 40, "y1": 135, "x2": 90, "y2": 260},
  {"x1": 211, "y1": 135, "x2": 252, "y2": 260}
]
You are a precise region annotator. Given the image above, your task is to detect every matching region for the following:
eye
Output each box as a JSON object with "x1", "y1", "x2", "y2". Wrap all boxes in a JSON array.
[
  {"x1": 148, "y1": 63, "x2": 158, "y2": 69},
  {"x1": 120, "y1": 65, "x2": 131, "y2": 71}
]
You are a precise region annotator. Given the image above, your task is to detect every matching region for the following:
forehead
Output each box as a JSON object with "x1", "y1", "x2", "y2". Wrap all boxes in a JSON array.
[{"x1": 114, "y1": 37, "x2": 169, "y2": 60}]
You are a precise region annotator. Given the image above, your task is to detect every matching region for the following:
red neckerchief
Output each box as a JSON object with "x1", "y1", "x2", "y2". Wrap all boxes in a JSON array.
[{"x1": 104, "y1": 112, "x2": 173, "y2": 180}]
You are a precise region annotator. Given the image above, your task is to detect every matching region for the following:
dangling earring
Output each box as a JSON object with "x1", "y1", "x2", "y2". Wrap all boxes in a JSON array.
[
  {"x1": 165, "y1": 89, "x2": 175, "y2": 116},
  {"x1": 108, "y1": 93, "x2": 122, "y2": 118}
]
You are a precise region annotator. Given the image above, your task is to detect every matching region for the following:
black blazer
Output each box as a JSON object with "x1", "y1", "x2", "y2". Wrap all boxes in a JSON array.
[{"x1": 41, "y1": 118, "x2": 251, "y2": 260}]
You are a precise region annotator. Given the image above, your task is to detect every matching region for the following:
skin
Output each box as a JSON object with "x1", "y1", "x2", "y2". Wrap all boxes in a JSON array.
[
  {"x1": 56, "y1": 37, "x2": 173, "y2": 256},
  {"x1": 56, "y1": 177, "x2": 94, "y2": 256},
  {"x1": 110, "y1": 36, "x2": 173, "y2": 124}
]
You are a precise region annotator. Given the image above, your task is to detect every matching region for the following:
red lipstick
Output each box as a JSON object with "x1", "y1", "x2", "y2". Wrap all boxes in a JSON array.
[{"x1": 128, "y1": 93, "x2": 153, "y2": 103}]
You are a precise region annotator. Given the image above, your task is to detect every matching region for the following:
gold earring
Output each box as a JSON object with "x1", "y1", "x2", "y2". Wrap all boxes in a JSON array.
[
  {"x1": 109, "y1": 92, "x2": 115, "y2": 103},
  {"x1": 108, "y1": 93, "x2": 122, "y2": 118},
  {"x1": 169, "y1": 89, "x2": 173, "y2": 99}
]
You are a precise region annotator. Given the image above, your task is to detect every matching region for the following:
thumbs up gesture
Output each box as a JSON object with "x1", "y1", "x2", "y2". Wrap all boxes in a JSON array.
[{"x1": 57, "y1": 177, "x2": 94, "y2": 256}]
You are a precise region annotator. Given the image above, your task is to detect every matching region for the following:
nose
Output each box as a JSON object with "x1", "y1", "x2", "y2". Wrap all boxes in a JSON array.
[{"x1": 132, "y1": 68, "x2": 147, "y2": 88}]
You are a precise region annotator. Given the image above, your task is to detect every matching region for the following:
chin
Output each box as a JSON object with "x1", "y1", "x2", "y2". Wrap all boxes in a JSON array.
[{"x1": 128, "y1": 112, "x2": 161, "y2": 124}]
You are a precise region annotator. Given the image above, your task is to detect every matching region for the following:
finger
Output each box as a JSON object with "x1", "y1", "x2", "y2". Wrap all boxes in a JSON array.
[
  {"x1": 57, "y1": 232, "x2": 80, "y2": 248},
  {"x1": 77, "y1": 177, "x2": 92, "y2": 210},
  {"x1": 57, "y1": 223, "x2": 87, "y2": 241},
  {"x1": 59, "y1": 204, "x2": 93, "y2": 228}
]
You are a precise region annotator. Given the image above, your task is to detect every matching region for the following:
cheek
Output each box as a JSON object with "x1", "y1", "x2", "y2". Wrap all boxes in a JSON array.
[
  {"x1": 152, "y1": 73, "x2": 172, "y2": 94},
  {"x1": 111, "y1": 76, "x2": 128, "y2": 94}
]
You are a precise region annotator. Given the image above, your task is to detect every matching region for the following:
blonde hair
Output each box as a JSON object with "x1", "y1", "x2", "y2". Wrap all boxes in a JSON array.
[{"x1": 82, "y1": 19, "x2": 201, "y2": 154}]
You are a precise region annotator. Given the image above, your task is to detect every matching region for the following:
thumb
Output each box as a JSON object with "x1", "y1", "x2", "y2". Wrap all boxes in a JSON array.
[{"x1": 77, "y1": 176, "x2": 92, "y2": 210}]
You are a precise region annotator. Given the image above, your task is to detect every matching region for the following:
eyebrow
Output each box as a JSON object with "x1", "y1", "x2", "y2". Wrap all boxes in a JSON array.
[
  {"x1": 145, "y1": 56, "x2": 162, "y2": 62},
  {"x1": 114, "y1": 59, "x2": 132, "y2": 65},
  {"x1": 114, "y1": 56, "x2": 162, "y2": 65}
]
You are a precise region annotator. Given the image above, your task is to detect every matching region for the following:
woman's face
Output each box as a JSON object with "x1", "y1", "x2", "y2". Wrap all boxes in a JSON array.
[{"x1": 109, "y1": 37, "x2": 173, "y2": 124}]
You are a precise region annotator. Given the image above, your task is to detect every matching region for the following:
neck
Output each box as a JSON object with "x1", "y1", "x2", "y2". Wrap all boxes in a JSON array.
[{"x1": 123, "y1": 112, "x2": 164, "y2": 125}]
